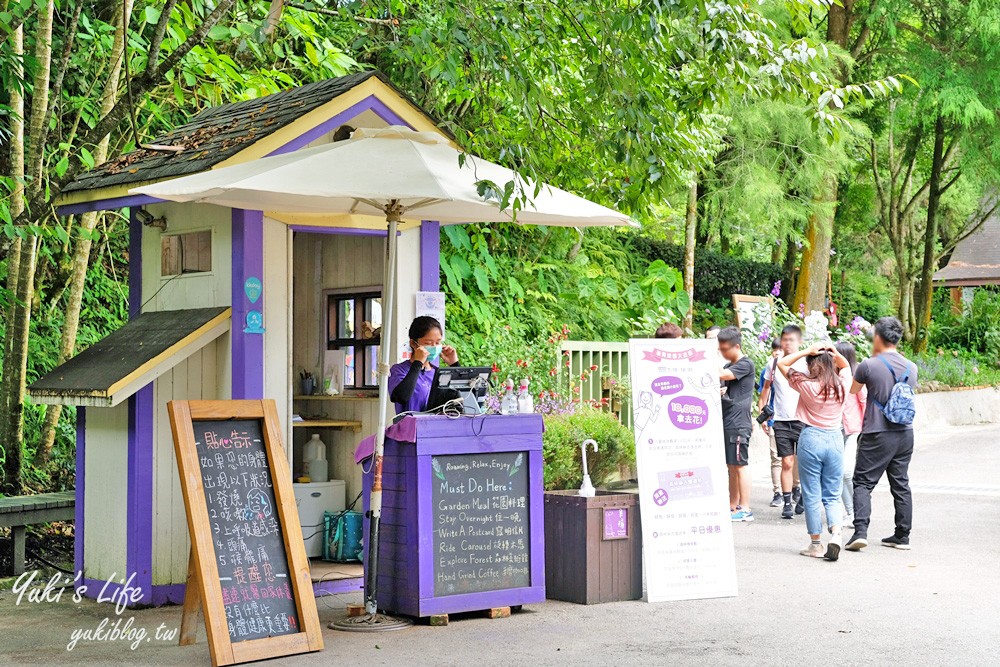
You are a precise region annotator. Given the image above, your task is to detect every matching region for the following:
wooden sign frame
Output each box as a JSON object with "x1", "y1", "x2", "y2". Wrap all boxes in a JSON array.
[
  {"x1": 731, "y1": 294, "x2": 773, "y2": 330},
  {"x1": 167, "y1": 399, "x2": 324, "y2": 667}
]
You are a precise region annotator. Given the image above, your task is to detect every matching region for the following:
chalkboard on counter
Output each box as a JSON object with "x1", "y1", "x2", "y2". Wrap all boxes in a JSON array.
[
  {"x1": 191, "y1": 419, "x2": 299, "y2": 641},
  {"x1": 431, "y1": 451, "x2": 531, "y2": 596},
  {"x1": 168, "y1": 400, "x2": 322, "y2": 667}
]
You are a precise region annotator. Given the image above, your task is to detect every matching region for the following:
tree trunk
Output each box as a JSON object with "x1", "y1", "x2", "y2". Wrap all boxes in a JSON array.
[
  {"x1": 793, "y1": 0, "x2": 852, "y2": 315},
  {"x1": 36, "y1": 0, "x2": 134, "y2": 466},
  {"x1": 792, "y1": 174, "x2": 837, "y2": 314},
  {"x1": 683, "y1": 179, "x2": 697, "y2": 330},
  {"x1": 913, "y1": 115, "x2": 947, "y2": 353},
  {"x1": 0, "y1": 1, "x2": 53, "y2": 492},
  {"x1": 0, "y1": 25, "x2": 26, "y2": 494},
  {"x1": 781, "y1": 236, "x2": 798, "y2": 303}
]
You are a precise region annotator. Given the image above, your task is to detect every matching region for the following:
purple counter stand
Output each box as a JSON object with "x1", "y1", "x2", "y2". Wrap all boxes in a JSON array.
[{"x1": 355, "y1": 414, "x2": 546, "y2": 618}]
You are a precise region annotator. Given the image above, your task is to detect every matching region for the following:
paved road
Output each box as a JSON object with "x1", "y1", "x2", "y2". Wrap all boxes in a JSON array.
[{"x1": 1, "y1": 424, "x2": 998, "y2": 666}]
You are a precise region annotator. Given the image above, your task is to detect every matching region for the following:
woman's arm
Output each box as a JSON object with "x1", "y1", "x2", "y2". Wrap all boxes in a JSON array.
[
  {"x1": 776, "y1": 347, "x2": 810, "y2": 378},
  {"x1": 389, "y1": 361, "x2": 425, "y2": 405}
]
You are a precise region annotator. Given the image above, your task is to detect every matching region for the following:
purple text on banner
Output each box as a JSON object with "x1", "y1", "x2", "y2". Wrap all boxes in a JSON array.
[
  {"x1": 668, "y1": 396, "x2": 709, "y2": 430},
  {"x1": 651, "y1": 375, "x2": 684, "y2": 396}
]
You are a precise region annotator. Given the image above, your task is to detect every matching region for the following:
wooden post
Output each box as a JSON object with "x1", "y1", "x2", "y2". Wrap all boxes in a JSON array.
[
  {"x1": 179, "y1": 549, "x2": 202, "y2": 646},
  {"x1": 11, "y1": 525, "x2": 25, "y2": 576}
]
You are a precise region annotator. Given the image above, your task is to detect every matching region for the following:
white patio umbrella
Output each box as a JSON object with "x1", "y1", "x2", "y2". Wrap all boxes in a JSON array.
[{"x1": 132, "y1": 125, "x2": 635, "y2": 627}]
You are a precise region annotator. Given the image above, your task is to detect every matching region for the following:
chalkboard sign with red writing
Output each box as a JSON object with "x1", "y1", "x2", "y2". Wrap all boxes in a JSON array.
[
  {"x1": 168, "y1": 400, "x2": 322, "y2": 667},
  {"x1": 192, "y1": 419, "x2": 299, "y2": 642}
]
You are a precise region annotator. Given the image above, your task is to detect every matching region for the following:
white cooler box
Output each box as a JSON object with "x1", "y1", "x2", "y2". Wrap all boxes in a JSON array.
[{"x1": 293, "y1": 480, "x2": 346, "y2": 557}]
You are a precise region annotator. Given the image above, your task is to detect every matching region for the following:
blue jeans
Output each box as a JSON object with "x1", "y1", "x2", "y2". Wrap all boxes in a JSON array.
[{"x1": 798, "y1": 426, "x2": 844, "y2": 535}]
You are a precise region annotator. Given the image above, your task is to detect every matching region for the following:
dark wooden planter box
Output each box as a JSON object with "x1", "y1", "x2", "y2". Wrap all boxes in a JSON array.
[{"x1": 544, "y1": 490, "x2": 642, "y2": 604}]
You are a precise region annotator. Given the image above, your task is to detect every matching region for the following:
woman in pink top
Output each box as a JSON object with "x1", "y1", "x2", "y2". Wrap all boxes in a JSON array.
[
  {"x1": 777, "y1": 342, "x2": 852, "y2": 561},
  {"x1": 836, "y1": 342, "x2": 867, "y2": 526}
]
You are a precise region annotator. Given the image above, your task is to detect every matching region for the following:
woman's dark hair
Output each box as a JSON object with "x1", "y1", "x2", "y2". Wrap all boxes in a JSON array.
[
  {"x1": 771, "y1": 339, "x2": 781, "y2": 351},
  {"x1": 835, "y1": 341, "x2": 859, "y2": 373},
  {"x1": 655, "y1": 322, "x2": 684, "y2": 339},
  {"x1": 805, "y1": 352, "x2": 844, "y2": 402},
  {"x1": 408, "y1": 316, "x2": 442, "y2": 341}
]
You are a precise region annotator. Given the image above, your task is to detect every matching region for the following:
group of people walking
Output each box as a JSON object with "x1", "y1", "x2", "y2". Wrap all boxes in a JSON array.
[{"x1": 713, "y1": 317, "x2": 918, "y2": 561}]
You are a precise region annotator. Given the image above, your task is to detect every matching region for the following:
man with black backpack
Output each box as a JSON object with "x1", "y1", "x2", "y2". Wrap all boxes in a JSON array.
[{"x1": 846, "y1": 316, "x2": 918, "y2": 551}]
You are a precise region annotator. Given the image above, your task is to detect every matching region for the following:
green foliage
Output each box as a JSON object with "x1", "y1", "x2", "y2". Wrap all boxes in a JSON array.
[
  {"x1": 630, "y1": 236, "x2": 784, "y2": 306},
  {"x1": 928, "y1": 288, "x2": 1000, "y2": 360},
  {"x1": 441, "y1": 225, "x2": 690, "y2": 351},
  {"x1": 912, "y1": 350, "x2": 1000, "y2": 389},
  {"x1": 541, "y1": 408, "x2": 635, "y2": 491}
]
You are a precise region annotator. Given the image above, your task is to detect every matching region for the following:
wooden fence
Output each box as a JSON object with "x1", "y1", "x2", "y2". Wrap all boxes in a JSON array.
[{"x1": 559, "y1": 341, "x2": 633, "y2": 430}]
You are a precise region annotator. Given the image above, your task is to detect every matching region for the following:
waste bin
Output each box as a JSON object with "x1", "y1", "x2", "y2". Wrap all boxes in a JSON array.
[{"x1": 544, "y1": 490, "x2": 642, "y2": 604}]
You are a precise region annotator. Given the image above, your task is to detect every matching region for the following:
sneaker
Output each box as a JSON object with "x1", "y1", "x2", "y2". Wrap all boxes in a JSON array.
[
  {"x1": 800, "y1": 542, "x2": 825, "y2": 558},
  {"x1": 781, "y1": 503, "x2": 793, "y2": 520},
  {"x1": 825, "y1": 530, "x2": 842, "y2": 561},
  {"x1": 794, "y1": 497, "x2": 805, "y2": 515},
  {"x1": 842, "y1": 513, "x2": 855, "y2": 528},
  {"x1": 770, "y1": 492, "x2": 783, "y2": 508},
  {"x1": 881, "y1": 535, "x2": 911, "y2": 550},
  {"x1": 791, "y1": 486, "x2": 801, "y2": 505},
  {"x1": 845, "y1": 534, "x2": 868, "y2": 551}
]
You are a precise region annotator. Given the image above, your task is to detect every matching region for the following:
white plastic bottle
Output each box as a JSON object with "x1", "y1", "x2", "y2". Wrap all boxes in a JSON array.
[
  {"x1": 500, "y1": 378, "x2": 518, "y2": 415},
  {"x1": 303, "y1": 433, "x2": 328, "y2": 483},
  {"x1": 517, "y1": 378, "x2": 534, "y2": 414}
]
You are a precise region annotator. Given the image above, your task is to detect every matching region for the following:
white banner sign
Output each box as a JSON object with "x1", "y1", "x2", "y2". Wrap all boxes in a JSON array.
[{"x1": 628, "y1": 338, "x2": 738, "y2": 602}]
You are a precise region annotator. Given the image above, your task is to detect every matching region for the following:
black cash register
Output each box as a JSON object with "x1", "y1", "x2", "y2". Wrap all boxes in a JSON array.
[{"x1": 428, "y1": 366, "x2": 492, "y2": 414}]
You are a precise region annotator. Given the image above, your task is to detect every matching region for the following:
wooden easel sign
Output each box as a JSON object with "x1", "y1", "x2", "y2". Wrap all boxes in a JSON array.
[{"x1": 167, "y1": 399, "x2": 324, "y2": 667}]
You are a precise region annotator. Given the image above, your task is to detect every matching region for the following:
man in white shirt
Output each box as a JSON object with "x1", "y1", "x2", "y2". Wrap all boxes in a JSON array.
[{"x1": 759, "y1": 324, "x2": 807, "y2": 519}]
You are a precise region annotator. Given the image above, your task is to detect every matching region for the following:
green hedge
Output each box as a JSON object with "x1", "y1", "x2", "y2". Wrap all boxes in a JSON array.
[{"x1": 628, "y1": 236, "x2": 783, "y2": 306}]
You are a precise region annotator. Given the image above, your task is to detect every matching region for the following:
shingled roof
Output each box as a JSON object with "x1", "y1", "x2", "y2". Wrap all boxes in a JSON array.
[
  {"x1": 63, "y1": 70, "x2": 399, "y2": 195},
  {"x1": 934, "y1": 205, "x2": 1000, "y2": 287}
]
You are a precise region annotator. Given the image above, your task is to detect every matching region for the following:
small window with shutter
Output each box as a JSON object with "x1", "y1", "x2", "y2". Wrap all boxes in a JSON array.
[{"x1": 161, "y1": 230, "x2": 212, "y2": 276}]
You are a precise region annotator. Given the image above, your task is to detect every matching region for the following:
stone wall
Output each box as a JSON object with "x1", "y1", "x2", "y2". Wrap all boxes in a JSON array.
[{"x1": 913, "y1": 386, "x2": 1000, "y2": 429}]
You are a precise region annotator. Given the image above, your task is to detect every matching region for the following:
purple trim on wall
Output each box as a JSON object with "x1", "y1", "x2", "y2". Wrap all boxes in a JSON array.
[
  {"x1": 419, "y1": 221, "x2": 441, "y2": 292},
  {"x1": 126, "y1": 384, "x2": 155, "y2": 605},
  {"x1": 231, "y1": 209, "x2": 265, "y2": 399},
  {"x1": 267, "y1": 94, "x2": 416, "y2": 157},
  {"x1": 313, "y1": 577, "x2": 365, "y2": 597},
  {"x1": 151, "y1": 584, "x2": 188, "y2": 606},
  {"x1": 289, "y1": 225, "x2": 391, "y2": 237},
  {"x1": 128, "y1": 208, "x2": 142, "y2": 319},
  {"x1": 81, "y1": 578, "x2": 127, "y2": 602},
  {"x1": 366, "y1": 97, "x2": 411, "y2": 127},
  {"x1": 57, "y1": 194, "x2": 163, "y2": 216},
  {"x1": 74, "y1": 407, "x2": 86, "y2": 578}
]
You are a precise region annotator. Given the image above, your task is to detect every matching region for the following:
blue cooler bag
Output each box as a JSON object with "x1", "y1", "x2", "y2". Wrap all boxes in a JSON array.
[{"x1": 323, "y1": 509, "x2": 364, "y2": 562}]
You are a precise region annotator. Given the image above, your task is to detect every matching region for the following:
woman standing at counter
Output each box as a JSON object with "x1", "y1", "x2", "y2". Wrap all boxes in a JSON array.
[{"x1": 388, "y1": 316, "x2": 458, "y2": 414}]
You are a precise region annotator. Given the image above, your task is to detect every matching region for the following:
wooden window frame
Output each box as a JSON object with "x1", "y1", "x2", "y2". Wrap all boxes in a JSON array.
[
  {"x1": 324, "y1": 287, "x2": 383, "y2": 390},
  {"x1": 160, "y1": 228, "x2": 214, "y2": 278}
]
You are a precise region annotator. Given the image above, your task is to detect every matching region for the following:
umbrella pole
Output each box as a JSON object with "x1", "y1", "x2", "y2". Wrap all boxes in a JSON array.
[
  {"x1": 331, "y1": 203, "x2": 411, "y2": 631},
  {"x1": 365, "y1": 206, "x2": 399, "y2": 614}
]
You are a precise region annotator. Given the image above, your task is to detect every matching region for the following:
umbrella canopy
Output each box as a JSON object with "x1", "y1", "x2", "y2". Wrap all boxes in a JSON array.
[
  {"x1": 132, "y1": 125, "x2": 634, "y2": 623},
  {"x1": 132, "y1": 126, "x2": 635, "y2": 228}
]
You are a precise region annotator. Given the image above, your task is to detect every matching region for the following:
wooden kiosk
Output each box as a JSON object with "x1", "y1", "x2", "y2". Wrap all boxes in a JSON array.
[
  {"x1": 357, "y1": 414, "x2": 547, "y2": 621},
  {"x1": 27, "y1": 71, "x2": 455, "y2": 607}
]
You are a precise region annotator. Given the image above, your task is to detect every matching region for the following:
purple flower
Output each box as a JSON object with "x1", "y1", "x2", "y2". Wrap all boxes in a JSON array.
[
  {"x1": 770, "y1": 280, "x2": 782, "y2": 297},
  {"x1": 797, "y1": 303, "x2": 806, "y2": 318}
]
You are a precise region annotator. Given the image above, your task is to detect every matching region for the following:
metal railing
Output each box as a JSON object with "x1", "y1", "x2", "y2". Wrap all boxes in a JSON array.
[{"x1": 559, "y1": 341, "x2": 632, "y2": 430}]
